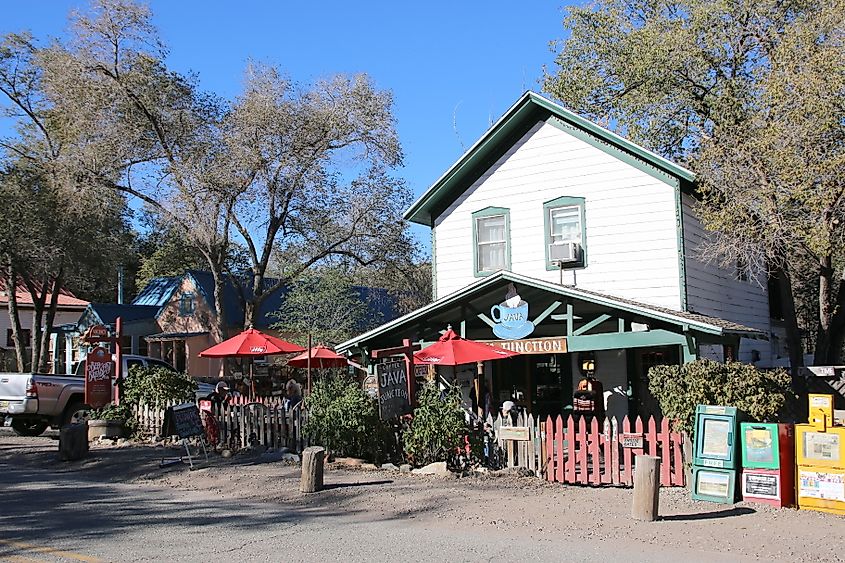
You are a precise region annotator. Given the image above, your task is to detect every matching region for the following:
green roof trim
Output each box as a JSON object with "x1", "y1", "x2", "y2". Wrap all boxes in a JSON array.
[
  {"x1": 404, "y1": 91, "x2": 696, "y2": 226},
  {"x1": 336, "y1": 271, "x2": 763, "y2": 353}
]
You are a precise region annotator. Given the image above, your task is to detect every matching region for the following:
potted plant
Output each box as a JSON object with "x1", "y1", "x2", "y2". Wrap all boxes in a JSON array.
[{"x1": 87, "y1": 403, "x2": 134, "y2": 441}]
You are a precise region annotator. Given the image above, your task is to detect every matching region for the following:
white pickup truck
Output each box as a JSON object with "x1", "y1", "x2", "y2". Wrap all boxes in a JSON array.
[{"x1": 0, "y1": 355, "x2": 182, "y2": 436}]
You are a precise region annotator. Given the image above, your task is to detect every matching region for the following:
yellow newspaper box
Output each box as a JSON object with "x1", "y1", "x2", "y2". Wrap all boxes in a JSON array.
[
  {"x1": 809, "y1": 394, "x2": 834, "y2": 431},
  {"x1": 796, "y1": 425, "x2": 845, "y2": 469},
  {"x1": 797, "y1": 465, "x2": 845, "y2": 515}
]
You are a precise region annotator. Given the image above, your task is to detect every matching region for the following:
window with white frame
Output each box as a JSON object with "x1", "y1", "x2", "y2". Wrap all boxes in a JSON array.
[
  {"x1": 543, "y1": 196, "x2": 586, "y2": 269},
  {"x1": 474, "y1": 213, "x2": 508, "y2": 274},
  {"x1": 549, "y1": 205, "x2": 582, "y2": 245}
]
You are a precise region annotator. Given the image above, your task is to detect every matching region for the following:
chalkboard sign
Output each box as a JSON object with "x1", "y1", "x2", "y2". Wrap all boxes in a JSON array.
[
  {"x1": 162, "y1": 403, "x2": 204, "y2": 439},
  {"x1": 376, "y1": 360, "x2": 411, "y2": 420}
]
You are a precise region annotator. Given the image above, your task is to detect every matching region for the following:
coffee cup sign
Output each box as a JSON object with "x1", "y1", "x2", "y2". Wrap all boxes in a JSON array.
[
  {"x1": 491, "y1": 286, "x2": 536, "y2": 340},
  {"x1": 85, "y1": 346, "x2": 113, "y2": 409}
]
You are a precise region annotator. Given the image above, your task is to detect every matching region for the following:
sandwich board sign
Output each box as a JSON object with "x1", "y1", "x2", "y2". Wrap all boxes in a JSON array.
[
  {"x1": 160, "y1": 403, "x2": 208, "y2": 470},
  {"x1": 376, "y1": 360, "x2": 412, "y2": 420}
]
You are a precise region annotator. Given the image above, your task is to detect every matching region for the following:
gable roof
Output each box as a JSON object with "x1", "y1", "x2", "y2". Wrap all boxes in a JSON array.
[
  {"x1": 337, "y1": 270, "x2": 763, "y2": 353},
  {"x1": 404, "y1": 91, "x2": 696, "y2": 226}
]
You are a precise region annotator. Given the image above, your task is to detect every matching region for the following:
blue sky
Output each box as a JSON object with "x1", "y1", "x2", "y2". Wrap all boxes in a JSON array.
[{"x1": 2, "y1": 1, "x2": 569, "y2": 253}]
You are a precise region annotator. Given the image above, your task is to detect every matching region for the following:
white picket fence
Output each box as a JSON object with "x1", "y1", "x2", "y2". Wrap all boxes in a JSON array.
[{"x1": 131, "y1": 397, "x2": 306, "y2": 452}]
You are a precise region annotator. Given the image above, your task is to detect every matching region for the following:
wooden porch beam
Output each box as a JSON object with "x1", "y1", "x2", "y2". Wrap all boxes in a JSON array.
[{"x1": 573, "y1": 313, "x2": 612, "y2": 336}]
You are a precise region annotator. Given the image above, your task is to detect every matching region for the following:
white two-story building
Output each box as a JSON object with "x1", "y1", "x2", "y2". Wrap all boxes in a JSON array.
[{"x1": 339, "y1": 92, "x2": 781, "y2": 422}]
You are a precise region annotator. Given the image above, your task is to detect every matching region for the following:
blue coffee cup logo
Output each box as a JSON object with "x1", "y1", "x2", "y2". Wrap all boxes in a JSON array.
[{"x1": 491, "y1": 301, "x2": 529, "y2": 330}]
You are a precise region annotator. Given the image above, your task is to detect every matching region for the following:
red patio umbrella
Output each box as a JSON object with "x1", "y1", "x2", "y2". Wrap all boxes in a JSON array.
[
  {"x1": 287, "y1": 345, "x2": 348, "y2": 369},
  {"x1": 199, "y1": 328, "x2": 305, "y2": 357},
  {"x1": 414, "y1": 328, "x2": 520, "y2": 366},
  {"x1": 199, "y1": 328, "x2": 305, "y2": 398}
]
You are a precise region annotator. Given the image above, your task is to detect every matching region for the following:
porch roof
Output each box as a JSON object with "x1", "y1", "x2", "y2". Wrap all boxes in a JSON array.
[{"x1": 336, "y1": 271, "x2": 765, "y2": 353}]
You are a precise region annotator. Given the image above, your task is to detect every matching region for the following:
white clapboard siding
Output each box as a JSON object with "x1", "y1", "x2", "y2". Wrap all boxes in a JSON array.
[
  {"x1": 434, "y1": 120, "x2": 683, "y2": 310},
  {"x1": 682, "y1": 193, "x2": 772, "y2": 365}
]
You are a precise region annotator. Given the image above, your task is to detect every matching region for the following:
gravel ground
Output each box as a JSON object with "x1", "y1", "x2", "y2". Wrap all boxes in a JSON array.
[{"x1": 2, "y1": 429, "x2": 844, "y2": 562}]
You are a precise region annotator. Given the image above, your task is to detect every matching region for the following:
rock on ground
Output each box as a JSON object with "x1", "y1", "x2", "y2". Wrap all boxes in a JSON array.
[{"x1": 412, "y1": 461, "x2": 449, "y2": 476}]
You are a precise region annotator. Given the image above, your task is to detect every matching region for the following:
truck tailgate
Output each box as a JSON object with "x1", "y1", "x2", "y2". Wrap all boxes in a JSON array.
[
  {"x1": 0, "y1": 373, "x2": 34, "y2": 415},
  {"x1": 0, "y1": 373, "x2": 29, "y2": 401}
]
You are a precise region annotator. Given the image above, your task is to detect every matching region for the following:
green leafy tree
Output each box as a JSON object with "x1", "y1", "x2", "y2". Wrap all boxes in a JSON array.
[
  {"x1": 544, "y1": 0, "x2": 845, "y2": 367},
  {"x1": 2, "y1": 0, "x2": 414, "y2": 339},
  {"x1": 269, "y1": 267, "x2": 383, "y2": 346},
  {"x1": 304, "y1": 374, "x2": 386, "y2": 460},
  {"x1": 648, "y1": 359, "x2": 793, "y2": 435},
  {"x1": 402, "y1": 383, "x2": 468, "y2": 466}
]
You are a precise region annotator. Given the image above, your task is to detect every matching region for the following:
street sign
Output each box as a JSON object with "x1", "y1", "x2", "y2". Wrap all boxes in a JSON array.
[
  {"x1": 84, "y1": 347, "x2": 113, "y2": 409},
  {"x1": 376, "y1": 360, "x2": 411, "y2": 420},
  {"x1": 498, "y1": 426, "x2": 530, "y2": 441},
  {"x1": 621, "y1": 433, "x2": 644, "y2": 449}
]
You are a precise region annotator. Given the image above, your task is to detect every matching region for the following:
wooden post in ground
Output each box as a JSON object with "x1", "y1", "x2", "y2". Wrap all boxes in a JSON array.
[
  {"x1": 300, "y1": 446, "x2": 325, "y2": 493},
  {"x1": 631, "y1": 454, "x2": 660, "y2": 521}
]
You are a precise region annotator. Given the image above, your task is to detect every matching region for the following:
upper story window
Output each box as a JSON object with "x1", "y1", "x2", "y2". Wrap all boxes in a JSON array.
[
  {"x1": 472, "y1": 207, "x2": 511, "y2": 277},
  {"x1": 179, "y1": 292, "x2": 195, "y2": 316},
  {"x1": 544, "y1": 196, "x2": 586, "y2": 270}
]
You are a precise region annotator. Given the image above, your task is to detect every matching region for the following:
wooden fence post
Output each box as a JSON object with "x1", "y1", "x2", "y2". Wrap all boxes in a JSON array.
[
  {"x1": 631, "y1": 455, "x2": 661, "y2": 521},
  {"x1": 300, "y1": 446, "x2": 325, "y2": 493}
]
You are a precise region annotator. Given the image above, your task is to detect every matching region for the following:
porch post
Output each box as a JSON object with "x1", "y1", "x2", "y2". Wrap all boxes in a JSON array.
[
  {"x1": 681, "y1": 333, "x2": 697, "y2": 364},
  {"x1": 64, "y1": 333, "x2": 73, "y2": 374}
]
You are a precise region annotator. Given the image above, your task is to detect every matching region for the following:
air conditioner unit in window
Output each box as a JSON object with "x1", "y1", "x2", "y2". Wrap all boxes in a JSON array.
[{"x1": 549, "y1": 242, "x2": 580, "y2": 264}]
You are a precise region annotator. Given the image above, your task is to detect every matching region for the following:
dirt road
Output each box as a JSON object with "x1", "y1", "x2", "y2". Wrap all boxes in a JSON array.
[{"x1": 1, "y1": 430, "x2": 843, "y2": 562}]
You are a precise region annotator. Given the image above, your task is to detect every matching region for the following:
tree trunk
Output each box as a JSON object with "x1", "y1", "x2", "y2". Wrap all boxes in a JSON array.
[
  {"x1": 209, "y1": 261, "x2": 227, "y2": 342},
  {"x1": 777, "y1": 266, "x2": 804, "y2": 374},
  {"x1": 39, "y1": 270, "x2": 63, "y2": 373},
  {"x1": 815, "y1": 256, "x2": 836, "y2": 364},
  {"x1": 27, "y1": 277, "x2": 47, "y2": 374},
  {"x1": 4, "y1": 263, "x2": 27, "y2": 372}
]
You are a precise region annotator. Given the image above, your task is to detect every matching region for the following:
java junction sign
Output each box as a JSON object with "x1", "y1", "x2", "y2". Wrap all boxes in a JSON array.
[
  {"x1": 481, "y1": 336, "x2": 568, "y2": 355},
  {"x1": 376, "y1": 360, "x2": 412, "y2": 420}
]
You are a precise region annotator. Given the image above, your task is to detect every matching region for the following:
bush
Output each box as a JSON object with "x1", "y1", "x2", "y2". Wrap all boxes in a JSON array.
[
  {"x1": 304, "y1": 375, "x2": 387, "y2": 460},
  {"x1": 648, "y1": 359, "x2": 793, "y2": 435},
  {"x1": 402, "y1": 383, "x2": 469, "y2": 467},
  {"x1": 123, "y1": 365, "x2": 198, "y2": 406}
]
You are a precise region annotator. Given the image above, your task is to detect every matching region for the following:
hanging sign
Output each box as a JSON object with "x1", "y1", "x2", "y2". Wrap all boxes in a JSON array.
[
  {"x1": 84, "y1": 346, "x2": 113, "y2": 409},
  {"x1": 82, "y1": 324, "x2": 112, "y2": 343},
  {"x1": 376, "y1": 360, "x2": 411, "y2": 420}
]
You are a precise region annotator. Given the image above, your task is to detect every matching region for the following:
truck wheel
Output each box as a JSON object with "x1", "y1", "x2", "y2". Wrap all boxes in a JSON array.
[
  {"x1": 11, "y1": 418, "x2": 49, "y2": 437},
  {"x1": 63, "y1": 403, "x2": 91, "y2": 426}
]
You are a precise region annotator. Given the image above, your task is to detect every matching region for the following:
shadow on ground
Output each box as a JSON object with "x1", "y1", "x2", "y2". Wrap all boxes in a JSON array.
[{"x1": 661, "y1": 507, "x2": 756, "y2": 521}]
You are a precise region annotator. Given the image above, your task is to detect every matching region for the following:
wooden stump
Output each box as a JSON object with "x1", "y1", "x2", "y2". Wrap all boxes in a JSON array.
[
  {"x1": 300, "y1": 446, "x2": 325, "y2": 493},
  {"x1": 632, "y1": 454, "x2": 660, "y2": 521},
  {"x1": 59, "y1": 422, "x2": 89, "y2": 461}
]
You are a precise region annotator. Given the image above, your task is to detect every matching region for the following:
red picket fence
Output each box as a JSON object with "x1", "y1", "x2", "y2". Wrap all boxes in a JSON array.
[{"x1": 492, "y1": 413, "x2": 686, "y2": 487}]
